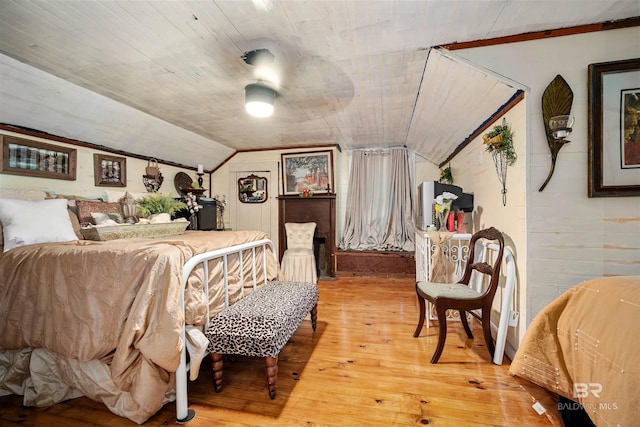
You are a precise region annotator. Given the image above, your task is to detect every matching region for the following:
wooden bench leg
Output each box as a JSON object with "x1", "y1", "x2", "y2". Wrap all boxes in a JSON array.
[
  {"x1": 310, "y1": 304, "x2": 318, "y2": 331},
  {"x1": 211, "y1": 353, "x2": 223, "y2": 393},
  {"x1": 265, "y1": 356, "x2": 278, "y2": 399}
]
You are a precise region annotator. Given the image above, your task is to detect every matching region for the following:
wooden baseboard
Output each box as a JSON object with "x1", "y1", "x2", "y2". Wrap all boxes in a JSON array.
[{"x1": 336, "y1": 249, "x2": 415, "y2": 275}]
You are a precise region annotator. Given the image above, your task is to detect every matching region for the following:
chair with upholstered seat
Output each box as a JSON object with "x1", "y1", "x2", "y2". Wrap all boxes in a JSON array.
[
  {"x1": 413, "y1": 226, "x2": 504, "y2": 363},
  {"x1": 281, "y1": 222, "x2": 317, "y2": 284}
]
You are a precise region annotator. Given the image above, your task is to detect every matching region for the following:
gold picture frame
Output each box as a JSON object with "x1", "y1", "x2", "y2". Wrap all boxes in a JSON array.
[
  {"x1": 281, "y1": 150, "x2": 334, "y2": 195},
  {"x1": 0, "y1": 134, "x2": 77, "y2": 180}
]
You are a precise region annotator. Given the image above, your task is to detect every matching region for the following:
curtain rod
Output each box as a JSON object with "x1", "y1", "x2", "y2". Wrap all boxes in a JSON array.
[{"x1": 345, "y1": 145, "x2": 407, "y2": 153}]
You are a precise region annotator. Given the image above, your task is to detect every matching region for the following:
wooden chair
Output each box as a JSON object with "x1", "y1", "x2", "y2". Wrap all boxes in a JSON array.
[{"x1": 413, "y1": 227, "x2": 504, "y2": 363}]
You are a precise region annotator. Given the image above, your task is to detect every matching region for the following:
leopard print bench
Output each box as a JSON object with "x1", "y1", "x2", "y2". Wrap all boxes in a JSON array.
[{"x1": 204, "y1": 280, "x2": 319, "y2": 399}]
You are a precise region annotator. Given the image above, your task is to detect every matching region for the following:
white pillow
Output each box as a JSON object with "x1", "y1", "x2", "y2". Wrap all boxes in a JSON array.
[
  {"x1": 0, "y1": 188, "x2": 47, "y2": 249},
  {"x1": 0, "y1": 198, "x2": 78, "y2": 252}
]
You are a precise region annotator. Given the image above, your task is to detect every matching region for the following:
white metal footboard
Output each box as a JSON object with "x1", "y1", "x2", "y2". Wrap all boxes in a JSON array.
[
  {"x1": 472, "y1": 242, "x2": 518, "y2": 365},
  {"x1": 175, "y1": 238, "x2": 277, "y2": 423}
]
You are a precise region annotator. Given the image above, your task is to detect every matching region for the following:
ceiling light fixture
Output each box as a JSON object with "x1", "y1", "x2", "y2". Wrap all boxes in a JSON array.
[
  {"x1": 242, "y1": 49, "x2": 274, "y2": 66},
  {"x1": 245, "y1": 83, "x2": 276, "y2": 118}
]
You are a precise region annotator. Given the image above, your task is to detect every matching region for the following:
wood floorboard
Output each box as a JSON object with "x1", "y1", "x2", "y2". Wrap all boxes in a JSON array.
[{"x1": 0, "y1": 276, "x2": 559, "y2": 426}]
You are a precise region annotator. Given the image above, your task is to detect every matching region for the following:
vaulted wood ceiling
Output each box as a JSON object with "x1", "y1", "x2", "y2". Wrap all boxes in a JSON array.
[{"x1": 0, "y1": 1, "x2": 637, "y2": 169}]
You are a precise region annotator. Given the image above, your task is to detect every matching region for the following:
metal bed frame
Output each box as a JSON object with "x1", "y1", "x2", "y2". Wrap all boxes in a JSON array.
[{"x1": 175, "y1": 238, "x2": 277, "y2": 423}]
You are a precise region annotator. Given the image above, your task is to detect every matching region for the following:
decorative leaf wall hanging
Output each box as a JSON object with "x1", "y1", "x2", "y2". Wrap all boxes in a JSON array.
[{"x1": 539, "y1": 75, "x2": 573, "y2": 191}]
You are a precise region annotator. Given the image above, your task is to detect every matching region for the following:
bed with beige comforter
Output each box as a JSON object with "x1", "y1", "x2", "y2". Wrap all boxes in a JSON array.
[
  {"x1": 0, "y1": 230, "x2": 280, "y2": 423},
  {"x1": 509, "y1": 275, "x2": 639, "y2": 426}
]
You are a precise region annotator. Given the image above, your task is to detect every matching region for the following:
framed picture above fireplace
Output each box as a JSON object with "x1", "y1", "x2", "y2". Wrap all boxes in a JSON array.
[{"x1": 281, "y1": 150, "x2": 334, "y2": 196}]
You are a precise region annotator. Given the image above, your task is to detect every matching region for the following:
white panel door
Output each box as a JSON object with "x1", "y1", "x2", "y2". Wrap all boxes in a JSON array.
[{"x1": 232, "y1": 170, "x2": 272, "y2": 237}]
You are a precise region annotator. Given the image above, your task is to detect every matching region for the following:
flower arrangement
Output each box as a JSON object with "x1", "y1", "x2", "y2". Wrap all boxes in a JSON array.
[
  {"x1": 184, "y1": 192, "x2": 202, "y2": 215},
  {"x1": 213, "y1": 194, "x2": 226, "y2": 210},
  {"x1": 213, "y1": 194, "x2": 226, "y2": 230},
  {"x1": 434, "y1": 192, "x2": 458, "y2": 209},
  {"x1": 434, "y1": 192, "x2": 458, "y2": 232}
]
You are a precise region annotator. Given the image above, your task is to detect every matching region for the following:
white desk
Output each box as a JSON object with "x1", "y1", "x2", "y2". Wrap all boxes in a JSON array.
[{"x1": 415, "y1": 231, "x2": 472, "y2": 283}]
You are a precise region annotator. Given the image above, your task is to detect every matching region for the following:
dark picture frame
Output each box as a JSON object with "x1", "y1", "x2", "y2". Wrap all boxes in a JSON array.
[
  {"x1": 238, "y1": 174, "x2": 268, "y2": 203},
  {"x1": 588, "y1": 58, "x2": 640, "y2": 197},
  {"x1": 94, "y1": 153, "x2": 126, "y2": 187},
  {"x1": 281, "y1": 150, "x2": 334, "y2": 195},
  {"x1": 0, "y1": 134, "x2": 77, "y2": 180}
]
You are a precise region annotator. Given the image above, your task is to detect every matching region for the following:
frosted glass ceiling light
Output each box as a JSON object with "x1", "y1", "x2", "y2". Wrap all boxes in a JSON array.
[{"x1": 245, "y1": 83, "x2": 275, "y2": 118}]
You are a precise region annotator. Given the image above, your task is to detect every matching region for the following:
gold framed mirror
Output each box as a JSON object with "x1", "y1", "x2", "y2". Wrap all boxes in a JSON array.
[{"x1": 238, "y1": 174, "x2": 268, "y2": 203}]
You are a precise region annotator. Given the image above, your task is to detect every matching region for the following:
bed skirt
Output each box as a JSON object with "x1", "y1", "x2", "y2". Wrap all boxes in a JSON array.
[{"x1": 0, "y1": 347, "x2": 175, "y2": 424}]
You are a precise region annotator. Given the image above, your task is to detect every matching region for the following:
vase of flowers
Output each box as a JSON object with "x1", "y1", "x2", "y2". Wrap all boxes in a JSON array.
[
  {"x1": 213, "y1": 194, "x2": 226, "y2": 230},
  {"x1": 434, "y1": 192, "x2": 458, "y2": 232},
  {"x1": 184, "y1": 192, "x2": 202, "y2": 230}
]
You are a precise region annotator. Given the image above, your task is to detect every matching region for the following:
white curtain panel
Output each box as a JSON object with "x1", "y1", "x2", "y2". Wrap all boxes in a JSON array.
[{"x1": 340, "y1": 148, "x2": 415, "y2": 251}]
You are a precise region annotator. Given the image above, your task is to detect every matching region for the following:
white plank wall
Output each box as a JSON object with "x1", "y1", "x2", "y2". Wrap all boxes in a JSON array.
[
  {"x1": 445, "y1": 100, "x2": 528, "y2": 351},
  {"x1": 457, "y1": 27, "x2": 640, "y2": 335}
]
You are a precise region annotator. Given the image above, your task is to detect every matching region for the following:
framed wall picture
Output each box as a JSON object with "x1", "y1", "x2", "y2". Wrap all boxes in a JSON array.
[
  {"x1": 0, "y1": 134, "x2": 77, "y2": 180},
  {"x1": 588, "y1": 58, "x2": 640, "y2": 197},
  {"x1": 281, "y1": 150, "x2": 334, "y2": 195},
  {"x1": 238, "y1": 174, "x2": 268, "y2": 203},
  {"x1": 94, "y1": 153, "x2": 126, "y2": 187}
]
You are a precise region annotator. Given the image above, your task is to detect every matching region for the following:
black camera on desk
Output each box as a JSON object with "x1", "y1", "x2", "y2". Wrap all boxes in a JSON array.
[{"x1": 173, "y1": 197, "x2": 217, "y2": 231}]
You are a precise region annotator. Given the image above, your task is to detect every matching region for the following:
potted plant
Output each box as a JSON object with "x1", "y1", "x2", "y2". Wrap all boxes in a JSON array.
[
  {"x1": 137, "y1": 192, "x2": 186, "y2": 222},
  {"x1": 483, "y1": 121, "x2": 517, "y2": 166},
  {"x1": 483, "y1": 119, "x2": 516, "y2": 206},
  {"x1": 439, "y1": 164, "x2": 454, "y2": 184}
]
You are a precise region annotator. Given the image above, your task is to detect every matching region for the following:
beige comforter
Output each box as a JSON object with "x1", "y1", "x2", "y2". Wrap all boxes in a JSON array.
[
  {"x1": 509, "y1": 276, "x2": 640, "y2": 427},
  {"x1": 0, "y1": 230, "x2": 280, "y2": 423}
]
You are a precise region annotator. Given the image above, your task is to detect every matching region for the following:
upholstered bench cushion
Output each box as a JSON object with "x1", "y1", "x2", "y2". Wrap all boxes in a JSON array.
[{"x1": 205, "y1": 281, "x2": 319, "y2": 358}]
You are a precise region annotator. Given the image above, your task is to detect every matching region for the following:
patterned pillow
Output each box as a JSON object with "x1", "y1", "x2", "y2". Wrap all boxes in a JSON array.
[{"x1": 76, "y1": 200, "x2": 122, "y2": 226}]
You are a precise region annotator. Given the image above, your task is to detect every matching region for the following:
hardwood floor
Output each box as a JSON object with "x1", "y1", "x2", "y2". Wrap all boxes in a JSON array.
[{"x1": 0, "y1": 276, "x2": 557, "y2": 426}]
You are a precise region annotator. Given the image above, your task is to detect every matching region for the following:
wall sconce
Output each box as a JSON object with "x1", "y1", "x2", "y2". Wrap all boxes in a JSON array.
[
  {"x1": 539, "y1": 75, "x2": 574, "y2": 191},
  {"x1": 549, "y1": 115, "x2": 574, "y2": 140}
]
